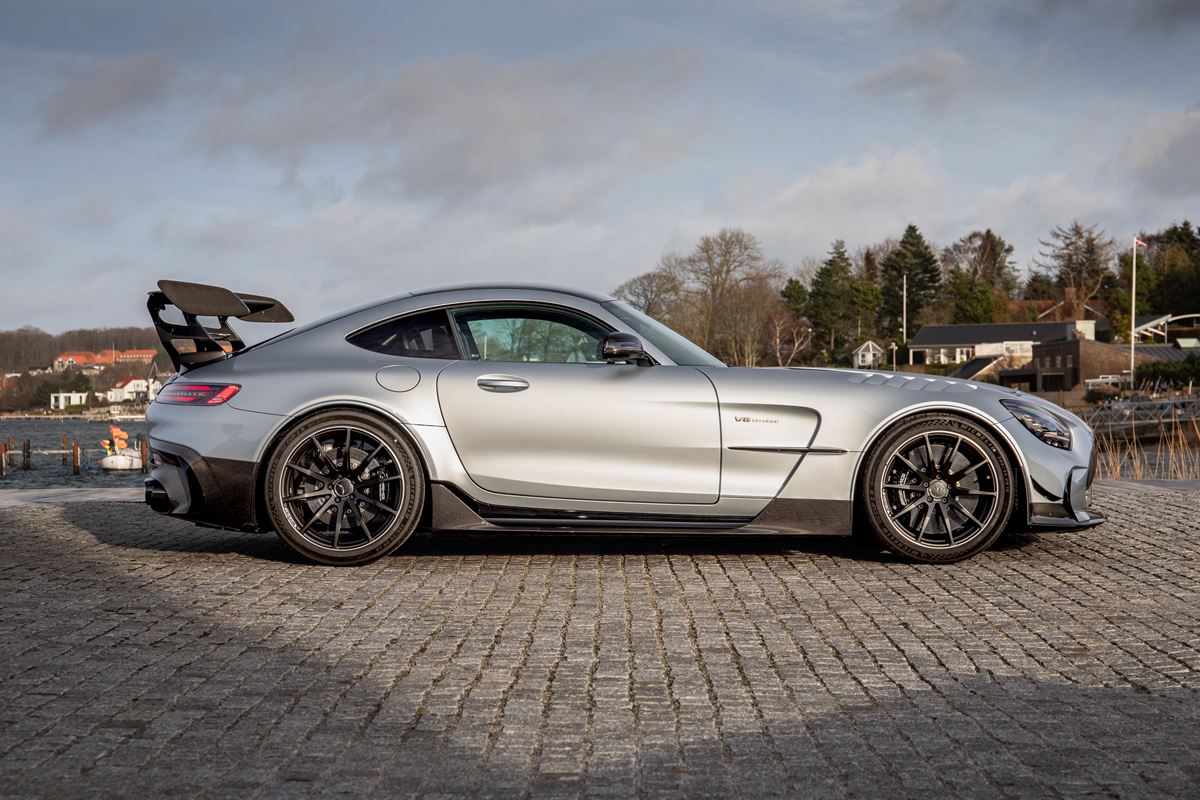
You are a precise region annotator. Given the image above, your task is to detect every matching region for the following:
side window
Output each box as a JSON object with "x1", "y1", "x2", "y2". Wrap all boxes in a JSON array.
[
  {"x1": 450, "y1": 305, "x2": 610, "y2": 363},
  {"x1": 347, "y1": 309, "x2": 460, "y2": 359}
]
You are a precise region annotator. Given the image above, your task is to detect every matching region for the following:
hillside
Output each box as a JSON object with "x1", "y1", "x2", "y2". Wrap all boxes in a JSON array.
[{"x1": 0, "y1": 326, "x2": 163, "y2": 373}]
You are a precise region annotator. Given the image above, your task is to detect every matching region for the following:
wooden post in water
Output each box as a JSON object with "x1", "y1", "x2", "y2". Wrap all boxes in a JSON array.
[
  {"x1": 5, "y1": 437, "x2": 12, "y2": 467},
  {"x1": 62, "y1": 436, "x2": 69, "y2": 466},
  {"x1": 22, "y1": 439, "x2": 30, "y2": 471},
  {"x1": 0, "y1": 442, "x2": 6, "y2": 477},
  {"x1": 72, "y1": 442, "x2": 81, "y2": 475},
  {"x1": 140, "y1": 440, "x2": 149, "y2": 474}
]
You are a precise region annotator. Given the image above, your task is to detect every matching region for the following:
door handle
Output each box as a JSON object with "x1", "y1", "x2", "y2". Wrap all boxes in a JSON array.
[{"x1": 477, "y1": 375, "x2": 529, "y2": 393}]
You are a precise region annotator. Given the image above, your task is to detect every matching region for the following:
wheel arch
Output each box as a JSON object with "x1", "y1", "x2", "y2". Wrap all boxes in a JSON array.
[
  {"x1": 252, "y1": 401, "x2": 434, "y2": 533},
  {"x1": 848, "y1": 404, "x2": 1030, "y2": 528}
]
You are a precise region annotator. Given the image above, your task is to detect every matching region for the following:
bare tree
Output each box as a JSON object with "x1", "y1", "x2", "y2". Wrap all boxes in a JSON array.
[
  {"x1": 1035, "y1": 221, "x2": 1115, "y2": 317},
  {"x1": 767, "y1": 310, "x2": 813, "y2": 367},
  {"x1": 679, "y1": 228, "x2": 766, "y2": 352},
  {"x1": 715, "y1": 270, "x2": 785, "y2": 367},
  {"x1": 613, "y1": 254, "x2": 684, "y2": 320}
]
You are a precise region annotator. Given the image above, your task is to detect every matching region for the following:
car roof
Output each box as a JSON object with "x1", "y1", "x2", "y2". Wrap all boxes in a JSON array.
[{"x1": 407, "y1": 282, "x2": 615, "y2": 304}]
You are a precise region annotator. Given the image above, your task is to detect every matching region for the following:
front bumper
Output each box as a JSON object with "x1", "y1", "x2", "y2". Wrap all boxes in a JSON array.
[
  {"x1": 1001, "y1": 413, "x2": 1106, "y2": 532},
  {"x1": 145, "y1": 439, "x2": 260, "y2": 532}
]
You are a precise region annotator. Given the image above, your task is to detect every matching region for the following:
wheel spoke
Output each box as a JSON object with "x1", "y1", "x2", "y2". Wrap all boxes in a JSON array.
[
  {"x1": 286, "y1": 463, "x2": 326, "y2": 482},
  {"x1": 915, "y1": 502, "x2": 933, "y2": 543},
  {"x1": 300, "y1": 495, "x2": 337, "y2": 533},
  {"x1": 882, "y1": 482, "x2": 920, "y2": 491},
  {"x1": 939, "y1": 503, "x2": 955, "y2": 545},
  {"x1": 332, "y1": 502, "x2": 344, "y2": 548},
  {"x1": 356, "y1": 441, "x2": 381, "y2": 477},
  {"x1": 889, "y1": 496, "x2": 925, "y2": 521},
  {"x1": 311, "y1": 436, "x2": 338, "y2": 473},
  {"x1": 282, "y1": 488, "x2": 331, "y2": 503},
  {"x1": 346, "y1": 501, "x2": 373, "y2": 540},
  {"x1": 343, "y1": 428, "x2": 353, "y2": 472},
  {"x1": 355, "y1": 492, "x2": 399, "y2": 516},
  {"x1": 940, "y1": 435, "x2": 961, "y2": 473},
  {"x1": 895, "y1": 453, "x2": 925, "y2": 477},
  {"x1": 923, "y1": 434, "x2": 936, "y2": 470},
  {"x1": 953, "y1": 460, "x2": 987, "y2": 480},
  {"x1": 951, "y1": 499, "x2": 984, "y2": 529},
  {"x1": 955, "y1": 488, "x2": 997, "y2": 497}
]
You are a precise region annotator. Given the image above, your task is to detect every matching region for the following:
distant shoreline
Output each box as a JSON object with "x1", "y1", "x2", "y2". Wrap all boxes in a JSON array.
[{"x1": 0, "y1": 413, "x2": 146, "y2": 421}]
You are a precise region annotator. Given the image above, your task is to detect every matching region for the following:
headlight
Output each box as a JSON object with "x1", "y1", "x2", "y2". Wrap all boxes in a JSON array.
[{"x1": 1001, "y1": 399, "x2": 1072, "y2": 450}]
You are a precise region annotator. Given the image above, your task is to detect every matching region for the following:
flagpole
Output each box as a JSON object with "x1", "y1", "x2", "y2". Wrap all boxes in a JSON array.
[{"x1": 1129, "y1": 236, "x2": 1137, "y2": 393}]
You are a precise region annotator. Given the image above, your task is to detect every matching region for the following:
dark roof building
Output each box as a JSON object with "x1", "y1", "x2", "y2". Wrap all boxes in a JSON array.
[
  {"x1": 909, "y1": 322, "x2": 1078, "y2": 348},
  {"x1": 907, "y1": 321, "x2": 1087, "y2": 368}
]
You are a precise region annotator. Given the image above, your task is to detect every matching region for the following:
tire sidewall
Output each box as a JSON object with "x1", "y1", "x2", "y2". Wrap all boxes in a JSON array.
[
  {"x1": 265, "y1": 410, "x2": 424, "y2": 565},
  {"x1": 862, "y1": 414, "x2": 1014, "y2": 563}
]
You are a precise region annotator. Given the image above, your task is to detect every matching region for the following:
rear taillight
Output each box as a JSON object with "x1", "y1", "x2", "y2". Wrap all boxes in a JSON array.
[{"x1": 156, "y1": 383, "x2": 241, "y2": 406}]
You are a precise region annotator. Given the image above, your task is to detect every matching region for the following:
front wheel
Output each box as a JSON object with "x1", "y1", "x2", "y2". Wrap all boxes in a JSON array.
[
  {"x1": 264, "y1": 410, "x2": 424, "y2": 565},
  {"x1": 861, "y1": 414, "x2": 1015, "y2": 563}
]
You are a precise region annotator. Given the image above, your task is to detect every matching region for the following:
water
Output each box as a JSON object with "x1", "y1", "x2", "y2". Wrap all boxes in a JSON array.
[{"x1": 0, "y1": 417, "x2": 148, "y2": 489}]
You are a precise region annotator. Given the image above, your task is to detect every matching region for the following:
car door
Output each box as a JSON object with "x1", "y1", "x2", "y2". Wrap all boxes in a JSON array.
[{"x1": 436, "y1": 303, "x2": 721, "y2": 504}]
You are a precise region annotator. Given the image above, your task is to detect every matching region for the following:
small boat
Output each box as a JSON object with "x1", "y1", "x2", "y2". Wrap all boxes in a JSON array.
[{"x1": 99, "y1": 425, "x2": 143, "y2": 471}]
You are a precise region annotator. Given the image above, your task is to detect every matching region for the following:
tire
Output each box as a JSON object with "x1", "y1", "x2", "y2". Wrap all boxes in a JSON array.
[
  {"x1": 861, "y1": 413, "x2": 1015, "y2": 563},
  {"x1": 264, "y1": 410, "x2": 424, "y2": 565}
]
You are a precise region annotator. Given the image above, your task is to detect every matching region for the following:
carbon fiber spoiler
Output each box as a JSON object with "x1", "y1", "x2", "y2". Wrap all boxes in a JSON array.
[{"x1": 148, "y1": 280, "x2": 294, "y2": 371}]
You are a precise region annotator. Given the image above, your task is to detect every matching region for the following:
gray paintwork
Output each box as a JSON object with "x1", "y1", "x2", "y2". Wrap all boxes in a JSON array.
[{"x1": 147, "y1": 284, "x2": 1099, "y2": 533}]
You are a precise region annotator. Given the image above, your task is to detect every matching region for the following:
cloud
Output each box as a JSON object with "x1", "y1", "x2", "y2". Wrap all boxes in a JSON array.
[
  {"x1": 1037, "y1": 0, "x2": 1200, "y2": 33},
  {"x1": 902, "y1": 0, "x2": 961, "y2": 21},
  {"x1": 692, "y1": 151, "x2": 948, "y2": 259},
  {"x1": 190, "y1": 48, "x2": 703, "y2": 218},
  {"x1": 1123, "y1": 105, "x2": 1200, "y2": 197},
  {"x1": 853, "y1": 49, "x2": 968, "y2": 111},
  {"x1": 40, "y1": 52, "x2": 176, "y2": 135}
]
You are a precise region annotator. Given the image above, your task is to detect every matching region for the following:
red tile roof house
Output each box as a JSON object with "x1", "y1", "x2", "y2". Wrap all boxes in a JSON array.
[
  {"x1": 53, "y1": 352, "x2": 95, "y2": 371},
  {"x1": 117, "y1": 349, "x2": 158, "y2": 364}
]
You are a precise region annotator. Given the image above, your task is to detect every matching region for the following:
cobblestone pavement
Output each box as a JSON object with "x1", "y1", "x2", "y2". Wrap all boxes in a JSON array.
[{"x1": 2, "y1": 489, "x2": 1199, "y2": 799}]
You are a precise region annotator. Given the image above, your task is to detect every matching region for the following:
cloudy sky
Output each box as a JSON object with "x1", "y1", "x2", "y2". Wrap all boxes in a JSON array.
[{"x1": 2, "y1": 0, "x2": 1198, "y2": 333}]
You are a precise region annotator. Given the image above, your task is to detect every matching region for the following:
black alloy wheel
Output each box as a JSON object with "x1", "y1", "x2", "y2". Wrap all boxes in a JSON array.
[
  {"x1": 862, "y1": 414, "x2": 1015, "y2": 563},
  {"x1": 265, "y1": 410, "x2": 424, "y2": 565}
]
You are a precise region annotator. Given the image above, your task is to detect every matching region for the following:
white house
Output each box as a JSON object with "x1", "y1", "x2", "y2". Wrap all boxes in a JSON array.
[
  {"x1": 49, "y1": 391, "x2": 89, "y2": 410},
  {"x1": 107, "y1": 376, "x2": 162, "y2": 404},
  {"x1": 852, "y1": 340, "x2": 886, "y2": 369},
  {"x1": 907, "y1": 322, "x2": 1087, "y2": 366}
]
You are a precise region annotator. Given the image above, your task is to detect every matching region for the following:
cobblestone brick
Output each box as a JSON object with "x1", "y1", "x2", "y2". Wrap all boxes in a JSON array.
[{"x1": 1, "y1": 489, "x2": 1199, "y2": 797}]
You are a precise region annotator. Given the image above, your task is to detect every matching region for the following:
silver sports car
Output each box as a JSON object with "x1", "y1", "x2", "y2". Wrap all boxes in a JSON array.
[{"x1": 144, "y1": 280, "x2": 1103, "y2": 565}]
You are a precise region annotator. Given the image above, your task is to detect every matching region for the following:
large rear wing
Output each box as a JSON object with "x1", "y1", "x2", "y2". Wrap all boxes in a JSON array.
[{"x1": 148, "y1": 280, "x2": 294, "y2": 371}]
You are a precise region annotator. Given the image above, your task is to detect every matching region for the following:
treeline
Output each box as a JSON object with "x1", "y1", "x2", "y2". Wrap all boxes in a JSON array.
[
  {"x1": 0, "y1": 326, "x2": 163, "y2": 373},
  {"x1": 615, "y1": 220, "x2": 1200, "y2": 367}
]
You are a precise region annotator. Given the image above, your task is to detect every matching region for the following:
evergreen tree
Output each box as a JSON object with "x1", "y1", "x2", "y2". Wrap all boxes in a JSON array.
[
  {"x1": 780, "y1": 277, "x2": 809, "y2": 318},
  {"x1": 1022, "y1": 270, "x2": 1058, "y2": 301},
  {"x1": 807, "y1": 240, "x2": 858, "y2": 354},
  {"x1": 880, "y1": 224, "x2": 941, "y2": 339}
]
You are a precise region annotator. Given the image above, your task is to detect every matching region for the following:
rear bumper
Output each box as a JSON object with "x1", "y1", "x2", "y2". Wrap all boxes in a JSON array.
[{"x1": 145, "y1": 439, "x2": 260, "y2": 532}]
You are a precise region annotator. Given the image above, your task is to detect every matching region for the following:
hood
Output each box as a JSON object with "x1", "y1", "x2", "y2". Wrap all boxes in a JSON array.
[{"x1": 790, "y1": 367, "x2": 1023, "y2": 397}]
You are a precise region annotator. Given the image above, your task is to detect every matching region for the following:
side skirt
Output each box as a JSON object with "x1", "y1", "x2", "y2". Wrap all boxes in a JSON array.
[{"x1": 429, "y1": 484, "x2": 854, "y2": 536}]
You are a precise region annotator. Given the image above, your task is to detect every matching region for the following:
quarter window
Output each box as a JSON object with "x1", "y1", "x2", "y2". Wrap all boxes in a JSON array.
[
  {"x1": 347, "y1": 309, "x2": 460, "y2": 359},
  {"x1": 450, "y1": 305, "x2": 610, "y2": 363}
]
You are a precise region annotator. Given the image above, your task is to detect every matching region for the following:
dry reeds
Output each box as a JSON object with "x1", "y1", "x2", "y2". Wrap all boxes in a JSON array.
[{"x1": 1094, "y1": 413, "x2": 1200, "y2": 480}]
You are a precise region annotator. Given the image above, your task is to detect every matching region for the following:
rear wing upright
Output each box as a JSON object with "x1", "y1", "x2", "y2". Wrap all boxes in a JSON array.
[{"x1": 148, "y1": 280, "x2": 294, "y2": 371}]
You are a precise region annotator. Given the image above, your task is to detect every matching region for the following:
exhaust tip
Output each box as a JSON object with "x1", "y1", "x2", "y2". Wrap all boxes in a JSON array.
[{"x1": 145, "y1": 478, "x2": 171, "y2": 513}]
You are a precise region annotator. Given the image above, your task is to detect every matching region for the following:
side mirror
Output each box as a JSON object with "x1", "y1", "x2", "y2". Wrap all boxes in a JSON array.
[{"x1": 600, "y1": 332, "x2": 650, "y2": 365}]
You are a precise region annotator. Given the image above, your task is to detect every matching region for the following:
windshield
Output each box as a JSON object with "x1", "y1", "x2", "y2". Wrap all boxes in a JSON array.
[{"x1": 602, "y1": 300, "x2": 725, "y2": 367}]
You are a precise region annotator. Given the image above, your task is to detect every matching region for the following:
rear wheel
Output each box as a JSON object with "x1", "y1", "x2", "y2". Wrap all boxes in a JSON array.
[
  {"x1": 861, "y1": 414, "x2": 1014, "y2": 563},
  {"x1": 265, "y1": 410, "x2": 424, "y2": 565}
]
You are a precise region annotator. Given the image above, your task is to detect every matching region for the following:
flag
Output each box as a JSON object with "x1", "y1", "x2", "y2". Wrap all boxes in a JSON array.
[{"x1": 1134, "y1": 237, "x2": 1148, "y2": 248}]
